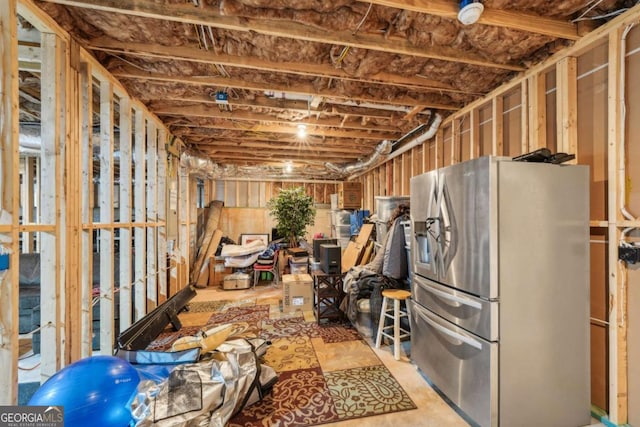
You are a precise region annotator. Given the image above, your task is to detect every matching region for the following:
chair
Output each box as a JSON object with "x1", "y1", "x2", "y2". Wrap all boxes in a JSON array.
[
  {"x1": 252, "y1": 250, "x2": 279, "y2": 289},
  {"x1": 375, "y1": 289, "x2": 411, "y2": 361}
]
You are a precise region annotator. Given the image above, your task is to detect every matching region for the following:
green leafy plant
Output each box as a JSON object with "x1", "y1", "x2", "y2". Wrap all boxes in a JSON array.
[{"x1": 267, "y1": 186, "x2": 316, "y2": 247}]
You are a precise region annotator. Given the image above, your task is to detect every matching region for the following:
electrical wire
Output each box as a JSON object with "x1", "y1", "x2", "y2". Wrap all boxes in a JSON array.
[{"x1": 353, "y1": 1, "x2": 374, "y2": 35}]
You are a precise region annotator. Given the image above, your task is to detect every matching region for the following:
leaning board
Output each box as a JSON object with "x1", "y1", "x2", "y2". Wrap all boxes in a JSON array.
[{"x1": 341, "y1": 223, "x2": 374, "y2": 273}]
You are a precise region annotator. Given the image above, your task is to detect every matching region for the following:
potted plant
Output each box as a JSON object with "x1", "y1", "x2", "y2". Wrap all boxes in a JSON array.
[{"x1": 267, "y1": 186, "x2": 316, "y2": 247}]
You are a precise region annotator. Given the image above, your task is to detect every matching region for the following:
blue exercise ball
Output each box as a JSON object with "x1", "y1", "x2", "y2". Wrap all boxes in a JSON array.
[{"x1": 29, "y1": 355, "x2": 140, "y2": 427}]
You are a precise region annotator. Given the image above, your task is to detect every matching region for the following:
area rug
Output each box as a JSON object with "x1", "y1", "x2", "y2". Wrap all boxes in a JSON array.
[{"x1": 146, "y1": 298, "x2": 417, "y2": 426}]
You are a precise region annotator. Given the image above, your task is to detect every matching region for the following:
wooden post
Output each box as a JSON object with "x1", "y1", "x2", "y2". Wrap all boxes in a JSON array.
[
  {"x1": 607, "y1": 28, "x2": 627, "y2": 425},
  {"x1": 79, "y1": 61, "x2": 93, "y2": 357},
  {"x1": 451, "y1": 118, "x2": 459, "y2": 164},
  {"x1": 492, "y1": 96, "x2": 504, "y2": 156},
  {"x1": 146, "y1": 120, "x2": 158, "y2": 310},
  {"x1": 0, "y1": 0, "x2": 20, "y2": 404},
  {"x1": 157, "y1": 127, "x2": 168, "y2": 301},
  {"x1": 520, "y1": 80, "x2": 529, "y2": 155},
  {"x1": 133, "y1": 108, "x2": 147, "y2": 320},
  {"x1": 40, "y1": 32, "x2": 64, "y2": 380},
  {"x1": 21, "y1": 157, "x2": 35, "y2": 252},
  {"x1": 65, "y1": 39, "x2": 82, "y2": 363},
  {"x1": 527, "y1": 74, "x2": 547, "y2": 150},
  {"x1": 118, "y1": 96, "x2": 133, "y2": 330},
  {"x1": 470, "y1": 109, "x2": 480, "y2": 159},
  {"x1": 557, "y1": 57, "x2": 578, "y2": 162},
  {"x1": 98, "y1": 78, "x2": 115, "y2": 353},
  {"x1": 178, "y1": 166, "x2": 190, "y2": 289}
]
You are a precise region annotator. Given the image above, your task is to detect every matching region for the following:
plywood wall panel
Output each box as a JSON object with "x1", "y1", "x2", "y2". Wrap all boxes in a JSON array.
[{"x1": 591, "y1": 322, "x2": 609, "y2": 411}]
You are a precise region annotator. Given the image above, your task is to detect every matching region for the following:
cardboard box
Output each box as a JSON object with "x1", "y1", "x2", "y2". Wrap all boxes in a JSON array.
[
  {"x1": 338, "y1": 182, "x2": 362, "y2": 209},
  {"x1": 282, "y1": 273, "x2": 313, "y2": 313}
]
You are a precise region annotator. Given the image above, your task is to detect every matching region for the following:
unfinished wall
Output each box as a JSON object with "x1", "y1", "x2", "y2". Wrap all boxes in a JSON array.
[{"x1": 358, "y1": 12, "x2": 640, "y2": 426}]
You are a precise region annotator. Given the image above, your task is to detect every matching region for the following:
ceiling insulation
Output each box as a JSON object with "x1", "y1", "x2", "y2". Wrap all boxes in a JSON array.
[{"x1": 18, "y1": 0, "x2": 637, "y2": 179}]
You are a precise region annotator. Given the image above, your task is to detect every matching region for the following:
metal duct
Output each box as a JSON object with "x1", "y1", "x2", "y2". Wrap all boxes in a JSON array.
[
  {"x1": 324, "y1": 139, "x2": 392, "y2": 177},
  {"x1": 389, "y1": 113, "x2": 443, "y2": 160}
]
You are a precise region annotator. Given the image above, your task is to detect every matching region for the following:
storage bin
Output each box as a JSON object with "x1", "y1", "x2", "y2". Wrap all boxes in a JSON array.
[
  {"x1": 333, "y1": 224, "x2": 351, "y2": 238},
  {"x1": 289, "y1": 260, "x2": 308, "y2": 274},
  {"x1": 223, "y1": 272, "x2": 251, "y2": 290}
]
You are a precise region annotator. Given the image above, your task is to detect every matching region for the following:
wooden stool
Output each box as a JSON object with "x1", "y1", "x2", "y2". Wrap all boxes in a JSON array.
[{"x1": 375, "y1": 289, "x2": 411, "y2": 361}]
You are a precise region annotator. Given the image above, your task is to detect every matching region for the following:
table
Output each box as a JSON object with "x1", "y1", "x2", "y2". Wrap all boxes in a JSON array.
[{"x1": 312, "y1": 271, "x2": 345, "y2": 324}]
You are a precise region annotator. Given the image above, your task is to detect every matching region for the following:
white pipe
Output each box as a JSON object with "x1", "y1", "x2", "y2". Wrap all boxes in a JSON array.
[{"x1": 619, "y1": 23, "x2": 637, "y2": 243}]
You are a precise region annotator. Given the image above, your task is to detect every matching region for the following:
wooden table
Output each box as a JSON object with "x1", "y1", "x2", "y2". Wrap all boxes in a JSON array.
[{"x1": 312, "y1": 271, "x2": 345, "y2": 324}]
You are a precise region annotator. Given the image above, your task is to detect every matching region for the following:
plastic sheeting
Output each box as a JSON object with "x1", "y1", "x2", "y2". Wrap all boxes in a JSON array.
[{"x1": 131, "y1": 338, "x2": 276, "y2": 427}]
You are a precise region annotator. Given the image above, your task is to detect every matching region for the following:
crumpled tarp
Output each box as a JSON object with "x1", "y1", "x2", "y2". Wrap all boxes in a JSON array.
[{"x1": 130, "y1": 338, "x2": 276, "y2": 427}]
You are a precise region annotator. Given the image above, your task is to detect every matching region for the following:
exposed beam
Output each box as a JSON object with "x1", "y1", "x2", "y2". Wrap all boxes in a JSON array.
[
  {"x1": 169, "y1": 122, "x2": 397, "y2": 140},
  {"x1": 359, "y1": 0, "x2": 579, "y2": 40},
  {"x1": 151, "y1": 103, "x2": 402, "y2": 132},
  {"x1": 113, "y1": 66, "x2": 461, "y2": 110},
  {"x1": 88, "y1": 38, "x2": 476, "y2": 95},
  {"x1": 182, "y1": 140, "x2": 373, "y2": 155},
  {"x1": 38, "y1": 0, "x2": 524, "y2": 70}
]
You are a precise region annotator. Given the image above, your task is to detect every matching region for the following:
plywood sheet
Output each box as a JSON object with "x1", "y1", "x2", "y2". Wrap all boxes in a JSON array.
[
  {"x1": 191, "y1": 200, "x2": 223, "y2": 282},
  {"x1": 341, "y1": 223, "x2": 374, "y2": 273}
]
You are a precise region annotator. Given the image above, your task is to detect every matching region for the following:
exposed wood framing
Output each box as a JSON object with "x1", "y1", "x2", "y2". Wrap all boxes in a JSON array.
[
  {"x1": 146, "y1": 120, "x2": 158, "y2": 310},
  {"x1": 157, "y1": 128, "x2": 168, "y2": 302},
  {"x1": 38, "y1": 0, "x2": 524, "y2": 71},
  {"x1": 21, "y1": 157, "x2": 35, "y2": 253},
  {"x1": 0, "y1": 0, "x2": 20, "y2": 404},
  {"x1": 358, "y1": 0, "x2": 579, "y2": 40},
  {"x1": 527, "y1": 74, "x2": 547, "y2": 150},
  {"x1": 98, "y1": 78, "x2": 115, "y2": 353},
  {"x1": 492, "y1": 96, "x2": 504, "y2": 156},
  {"x1": 470, "y1": 109, "x2": 480, "y2": 159},
  {"x1": 79, "y1": 61, "x2": 93, "y2": 357},
  {"x1": 451, "y1": 118, "x2": 460, "y2": 164},
  {"x1": 557, "y1": 57, "x2": 578, "y2": 162},
  {"x1": 134, "y1": 108, "x2": 147, "y2": 320},
  {"x1": 65, "y1": 39, "x2": 81, "y2": 363},
  {"x1": 40, "y1": 32, "x2": 64, "y2": 380},
  {"x1": 520, "y1": 81, "x2": 529, "y2": 154},
  {"x1": 119, "y1": 95, "x2": 133, "y2": 329},
  {"x1": 607, "y1": 27, "x2": 627, "y2": 425}
]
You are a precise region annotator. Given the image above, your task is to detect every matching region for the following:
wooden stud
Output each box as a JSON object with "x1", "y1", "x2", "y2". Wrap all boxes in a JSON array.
[
  {"x1": 65, "y1": 39, "x2": 82, "y2": 363},
  {"x1": 520, "y1": 80, "x2": 529, "y2": 155},
  {"x1": 40, "y1": 32, "x2": 64, "y2": 380},
  {"x1": 557, "y1": 57, "x2": 578, "y2": 162},
  {"x1": 79, "y1": 61, "x2": 93, "y2": 358},
  {"x1": 118, "y1": 96, "x2": 133, "y2": 329},
  {"x1": 470, "y1": 108, "x2": 480, "y2": 159},
  {"x1": 157, "y1": 128, "x2": 168, "y2": 301},
  {"x1": 527, "y1": 74, "x2": 548, "y2": 150},
  {"x1": 21, "y1": 157, "x2": 35, "y2": 252},
  {"x1": 607, "y1": 28, "x2": 627, "y2": 425},
  {"x1": 0, "y1": 0, "x2": 20, "y2": 404},
  {"x1": 133, "y1": 108, "x2": 147, "y2": 320},
  {"x1": 492, "y1": 96, "x2": 504, "y2": 156},
  {"x1": 451, "y1": 118, "x2": 459, "y2": 164},
  {"x1": 98, "y1": 78, "x2": 115, "y2": 354},
  {"x1": 146, "y1": 120, "x2": 158, "y2": 310}
]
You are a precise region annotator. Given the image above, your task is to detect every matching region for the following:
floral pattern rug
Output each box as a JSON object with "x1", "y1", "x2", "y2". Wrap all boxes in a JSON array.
[{"x1": 146, "y1": 298, "x2": 417, "y2": 426}]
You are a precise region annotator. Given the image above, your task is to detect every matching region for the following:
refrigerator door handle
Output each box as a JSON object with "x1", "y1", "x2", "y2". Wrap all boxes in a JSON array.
[
  {"x1": 415, "y1": 279, "x2": 482, "y2": 309},
  {"x1": 415, "y1": 306, "x2": 483, "y2": 350}
]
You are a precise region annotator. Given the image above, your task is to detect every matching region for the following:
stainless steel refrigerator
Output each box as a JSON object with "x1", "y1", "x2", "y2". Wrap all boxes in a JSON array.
[{"x1": 410, "y1": 156, "x2": 590, "y2": 427}]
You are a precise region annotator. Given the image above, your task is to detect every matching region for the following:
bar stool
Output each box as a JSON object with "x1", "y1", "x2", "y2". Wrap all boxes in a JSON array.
[{"x1": 375, "y1": 289, "x2": 411, "y2": 361}]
